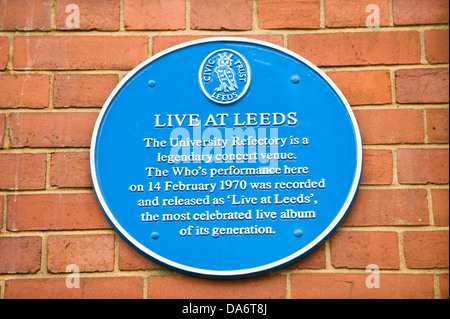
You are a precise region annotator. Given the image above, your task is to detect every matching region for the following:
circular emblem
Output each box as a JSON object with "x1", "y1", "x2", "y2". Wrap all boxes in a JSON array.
[{"x1": 199, "y1": 49, "x2": 251, "y2": 104}]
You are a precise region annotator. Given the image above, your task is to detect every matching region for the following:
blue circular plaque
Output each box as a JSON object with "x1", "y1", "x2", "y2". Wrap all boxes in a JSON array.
[{"x1": 90, "y1": 38, "x2": 362, "y2": 278}]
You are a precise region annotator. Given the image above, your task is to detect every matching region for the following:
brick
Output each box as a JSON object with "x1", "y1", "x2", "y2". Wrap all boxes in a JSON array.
[
  {"x1": 291, "y1": 273, "x2": 434, "y2": 299},
  {"x1": 56, "y1": 0, "x2": 120, "y2": 31},
  {"x1": 9, "y1": 112, "x2": 98, "y2": 148},
  {"x1": 440, "y1": 274, "x2": 449, "y2": 299},
  {"x1": 286, "y1": 243, "x2": 326, "y2": 269},
  {"x1": 0, "y1": 0, "x2": 51, "y2": 31},
  {"x1": 153, "y1": 35, "x2": 284, "y2": 54},
  {"x1": 5, "y1": 277, "x2": 143, "y2": 299},
  {"x1": 288, "y1": 31, "x2": 420, "y2": 66},
  {"x1": 331, "y1": 231, "x2": 400, "y2": 269},
  {"x1": 0, "y1": 236, "x2": 41, "y2": 274},
  {"x1": 7, "y1": 193, "x2": 110, "y2": 231},
  {"x1": 403, "y1": 230, "x2": 449, "y2": 268},
  {"x1": 50, "y1": 152, "x2": 91, "y2": 188},
  {"x1": 396, "y1": 68, "x2": 449, "y2": 104},
  {"x1": 327, "y1": 70, "x2": 391, "y2": 106},
  {"x1": 325, "y1": 0, "x2": 390, "y2": 27},
  {"x1": 0, "y1": 153, "x2": 47, "y2": 190},
  {"x1": 258, "y1": 0, "x2": 320, "y2": 29},
  {"x1": 360, "y1": 149, "x2": 393, "y2": 185},
  {"x1": 148, "y1": 274, "x2": 286, "y2": 299},
  {"x1": 398, "y1": 148, "x2": 449, "y2": 184},
  {"x1": 0, "y1": 74, "x2": 49, "y2": 109},
  {"x1": 48, "y1": 234, "x2": 115, "y2": 273},
  {"x1": 0, "y1": 113, "x2": 5, "y2": 148},
  {"x1": 427, "y1": 108, "x2": 449, "y2": 143},
  {"x1": 394, "y1": 0, "x2": 449, "y2": 25},
  {"x1": 344, "y1": 189, "x2": 429, "y2": 226},
  {"x1": 190, "y1": 0, "x2": 252, "y2": 30},
  {"x1": 124, "y1": 0, "x2": 185, "y2": 30},
  {"x1": 0, "y1": 37, "x2": 8, "y2": 70},
  {"x1": 354, "y1": 109, "x2": 424, "y2": 144},
  {"x1": 432, "y1": 188, "x2": 449, "y2": 226},
  {"x1": 119, "y1": 238, "x2": 164, "y2": 271},
  {"x1": 54, "y1": 74, "x2": 118, "y2": 108},
  {"x1": 14, "y1": 36, "x2": 148, "y2": 70},
  {"x1": 426, "y1": 29, "x2": 450, "y2": 64}
]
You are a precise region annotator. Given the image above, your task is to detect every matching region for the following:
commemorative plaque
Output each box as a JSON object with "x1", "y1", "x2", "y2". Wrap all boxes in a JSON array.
[{"x1": 90, "y1": 38, "x2": 362, "y2": 278}]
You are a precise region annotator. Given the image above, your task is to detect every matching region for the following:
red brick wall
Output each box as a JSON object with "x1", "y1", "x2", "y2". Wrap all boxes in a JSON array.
[{"x1": 0, "y1": 0, "x2": 448, "y2": 299}]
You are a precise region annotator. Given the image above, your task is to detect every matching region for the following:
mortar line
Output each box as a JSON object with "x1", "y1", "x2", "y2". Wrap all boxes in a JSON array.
[
  {"x1": 320, "y1": 0, "x2": 325, "y2": 29},
  {"x1": 114, "y1": 233, "x2": 120, "y2": 273},
  {"x1": 286, "y1": 272, "x2": 291, "y2": 299},
  {"x1": 40, "y1": 233, "x2": 49, "y2": 276},
  {"x1": 1, "y1": 24, "x2": 449, "y2": 37},
  {"x1": 0, "y1": 147, "x2": 91, "y2": 154},
  {"x1": 120, "y1": 0, "x2": 125, "y2": 31},
  {"x1": 0, "y1": 189, "x2": 96, "y2": 196},
  {"x1": 147, "y1": 34, "x2": 153, "y2": 57},
  {"x1": 1, "y1": 267, "x2": 447, "y2": 287},
  {"x1": 3, "y1": 111, "x2": 10, "y2": 149},
  {"x1": 388, "y1": 0, "x2": 394, "y2": 27},
  {"x1": 0, "y1": 229, "x2": 117, "y2": 237},
  {"x1": 186, "y1": 0, "x2": 191, "y2": 31},
  {"x1": 325, "y1": 239, "x2": 333, "y2": 270},
  {"x1": 420, "y1": 29, "x2": 428, "y2": 64},
  {"x1": 48, "y1": 73, "x2": 54, "y2": 109},
  {"x1": 143, "y1": 273, "x2": 148, "y2": 299},
  {"x1": 434, "y1": 274, "x2": 441, "y2": 299},
  {"x1": 1, "y1": 102, "x2": 448, "y2": 114},
  {"x1": 2, "y1": 62, "x2": 447, "y2": 75},
  {"x1": 252, "y1": 0, "x2": 259, "y2": 31},
  {"x1": 1, "y1": 108, "x2": 101, "y2": 113},
  {"x1": 1, "y1": 194, "x2": 6, "y2": 233},
  {"x1": 45, "y1": 153, "x2": 52, "y2": 190},
  {"x1": 1, "y1": 183, "x2": 446, "y2": 195},
  {"x1": 390, "y1": 69, "x2": 397, "y2": 107},
  {"x1": 50, "y1": 0, "x2": 56, "y2": 31},
  {"x1": 427, "y1": 188, "x2": 435, "y2": 226},
  {"x1": 337, "y1": 225, "x2": 449, "y2": 232},
  {"x1": 397, "y1": 230, "x2": 407, "y2": 271},
  {"x1": 0, "y1": 269, "x2": 176, "y2": 287},
  {"x1": 6, "y1": 35, "x2": 13, "y2": 71},
  {"x1": 392, "y1": 148, "x2": 399, "y2": 185}
]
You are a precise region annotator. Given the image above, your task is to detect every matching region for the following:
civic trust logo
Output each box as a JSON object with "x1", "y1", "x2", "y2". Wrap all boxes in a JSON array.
[{"x1": 199, "y1": 49, "x2": 251, "y2": 104}]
